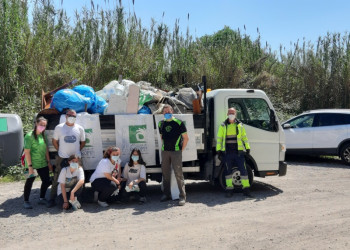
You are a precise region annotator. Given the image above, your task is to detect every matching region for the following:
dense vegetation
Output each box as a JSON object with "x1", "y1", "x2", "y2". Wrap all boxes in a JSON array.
[{"x1": 1, "y1": 0, "x2": 350, "y2": 131}]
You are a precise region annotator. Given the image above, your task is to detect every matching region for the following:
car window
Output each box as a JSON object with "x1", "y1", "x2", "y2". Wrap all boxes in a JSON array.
[
  {"x1": 315, "y1": 113, "x2": 350, "y2": 127},
  {"x1": 288, "y1": 114, "x2": 315, "y2": 128},
  {"x1": 228, "y1": 98, "x2": 274, "y2": 131}
]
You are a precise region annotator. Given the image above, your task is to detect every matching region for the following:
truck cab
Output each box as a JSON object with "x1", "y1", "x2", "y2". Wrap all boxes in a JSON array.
[{"x1": 205, "y1": 89, "x2": 287, "y2": 188}]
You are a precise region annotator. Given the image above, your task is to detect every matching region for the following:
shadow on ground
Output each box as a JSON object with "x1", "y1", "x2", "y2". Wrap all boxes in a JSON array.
[{"x1": 0, "y1": 179, "x2": 283, "y2": 218}]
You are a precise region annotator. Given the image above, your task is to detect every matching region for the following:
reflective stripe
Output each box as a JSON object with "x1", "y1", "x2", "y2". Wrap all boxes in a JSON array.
[
  {"x1": 241, "y1": 175, "x2": 249, "y2": 180},
  {"x1": 226, "y1": 135, "x2": 237, "y2": 138},
  {"x1": 226, "y1": 140, "x2": 237, "y2": 143}
]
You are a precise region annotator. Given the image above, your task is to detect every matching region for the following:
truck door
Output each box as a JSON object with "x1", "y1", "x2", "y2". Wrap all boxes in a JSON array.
[{"x1": 228, "y1": 98, "x2": 280, "y2": 171}]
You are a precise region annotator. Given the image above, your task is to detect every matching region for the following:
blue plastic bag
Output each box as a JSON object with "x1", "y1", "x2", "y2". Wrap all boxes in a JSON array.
[
  {"x1": 51, "y1": 89, "x2": 92, "y2": 113},
  {"x1": 73, "y1": 85, "x2": 96, "y2": 103},
  {"x1": 90, "y1": 95, "x2": 108, "y2": 114},
  {"x1": 138, "y1": 105, "x2": 152, "y2": 114}
]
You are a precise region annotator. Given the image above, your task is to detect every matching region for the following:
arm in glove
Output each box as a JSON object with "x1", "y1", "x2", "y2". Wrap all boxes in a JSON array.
[{"x1": 217, "y1": 151, "x2": 223, "y2": 161}]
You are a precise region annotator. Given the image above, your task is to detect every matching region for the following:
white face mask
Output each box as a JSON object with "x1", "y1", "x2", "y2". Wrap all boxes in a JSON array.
[
  {"x1": 67, "y1": 117, "x2": 76, "y2": 124},
  {"x1": 228, "y1": 114, "x2": 236, "y2": 121},
  {"x1": 70, "y1": 162, "x2": 79, "y2": 169},
  {"x1": 111, "y1": 155, "x2": 119, "y2": 162},
  {"x1": 131, "y1": 155, "x2": 139, "y2": 162}
]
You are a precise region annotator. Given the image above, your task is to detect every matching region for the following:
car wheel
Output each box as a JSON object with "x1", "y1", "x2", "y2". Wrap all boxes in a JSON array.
[
  {"x1": 340, "y1": 143, "x2": 350, "y2": 165},
  {"x1": 218, "y1": 162, "x2": 253, "y2": 190}
]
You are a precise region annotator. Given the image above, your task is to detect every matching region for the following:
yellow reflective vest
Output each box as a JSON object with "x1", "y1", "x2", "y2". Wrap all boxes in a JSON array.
[{"x1": 216, "y1": 119, "x2": 250, "y2": 152}]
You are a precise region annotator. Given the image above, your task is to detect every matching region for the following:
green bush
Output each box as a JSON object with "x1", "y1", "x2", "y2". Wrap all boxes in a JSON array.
[
  {"x1": 1, "y1": 0, "x2": 350, "y2": 131},
  {"x1": 7, "y1": 165, "x2": 24, "y2": 181}
]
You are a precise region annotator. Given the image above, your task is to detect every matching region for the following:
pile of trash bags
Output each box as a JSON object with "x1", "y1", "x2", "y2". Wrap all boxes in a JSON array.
[
  {"x1": 50, "y1": 79, "x2": 203, "y2": 115},
  {"x1": 51, "y1": 85, "x2": 108, "y2": 114}
]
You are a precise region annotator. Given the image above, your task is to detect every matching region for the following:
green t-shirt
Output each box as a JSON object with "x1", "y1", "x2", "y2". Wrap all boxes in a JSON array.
[{"x1": 24, "y1": 131, "x2": 48, "y2": 169}]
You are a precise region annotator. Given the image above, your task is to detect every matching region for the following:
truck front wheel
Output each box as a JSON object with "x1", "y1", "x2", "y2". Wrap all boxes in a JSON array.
[{"x1": 218, "y1": 162, "x2": 254, "y2": 191}]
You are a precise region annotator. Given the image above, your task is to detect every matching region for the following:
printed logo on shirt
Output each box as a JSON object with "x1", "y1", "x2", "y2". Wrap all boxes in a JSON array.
[
  {"x1": 129, "y1": 125, "x2": 147, "y2": 143},
  {"x1": 129, "y1": 168, "x2": 138, "y2": 174},
  {"x1": 65, "y1": 178, "x2": 72, "y2": 184},
  {"x1": 165, "y1": 125, "x2": 172, "y2": 132},
  {"x1": 64, "y1": 135, "x2": 77, "y2": 143}
]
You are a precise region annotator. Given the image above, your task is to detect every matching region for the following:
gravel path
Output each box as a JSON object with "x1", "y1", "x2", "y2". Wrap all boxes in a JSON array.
[{"x1": 1, "y1": 157, "x2": 350, "y2": 249}]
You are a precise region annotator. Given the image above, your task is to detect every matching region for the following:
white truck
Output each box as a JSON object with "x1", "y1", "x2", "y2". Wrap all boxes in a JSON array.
[{"x1": 42, "y1": 88, "x2": 287, "y2": 189}]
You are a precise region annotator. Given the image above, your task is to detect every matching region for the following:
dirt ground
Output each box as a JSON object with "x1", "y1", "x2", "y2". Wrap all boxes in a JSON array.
[{"x1": 1, "y1": 156, "x2": 350, "y2": 250}]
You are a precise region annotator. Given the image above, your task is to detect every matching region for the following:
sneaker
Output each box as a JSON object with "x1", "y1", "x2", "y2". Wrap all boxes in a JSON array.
[
  {"x1": 37, "y1": 198, "x2": 48, "y2": 205},
  {"x1": 97, "y1": 200, "x2": 109, "y2": 208},
  {"x1": 160, "y1": 195, "x2": 171, "y2": 202},
  {"x1": 242, "y1": 189, "x2": 254, "y2": 199},
  {"x1": 93, "y1": 191, "x2": 99, "y2": 203},
  {"x1": 46, "y1": 199, "x2": 56, "y2": 208},
  {"x1": 139, "y1": 197, "x2": 147, "y2": 204},
  {"x1": 23, "y1": 201, "x2": 33, "y2": 209},
  {"x1": 178, "y1": 198, "x2": 186, "y2": 206}
]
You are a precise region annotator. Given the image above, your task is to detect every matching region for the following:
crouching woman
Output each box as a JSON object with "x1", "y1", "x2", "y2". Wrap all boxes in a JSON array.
[
  {"x1": 121, "y1": 148, "x2": 147, "y2": 204},
  {"x1": 57, "y1": 155, "x2": 85, "y2": 210},
  {"x1": 90, "y1": 146, "x2": 121, "y2": 207}
]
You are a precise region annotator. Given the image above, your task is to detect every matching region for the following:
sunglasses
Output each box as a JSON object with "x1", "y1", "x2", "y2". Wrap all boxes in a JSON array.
[{"x1": 66, "y1": 114, "x2": 76, "y2": 118}]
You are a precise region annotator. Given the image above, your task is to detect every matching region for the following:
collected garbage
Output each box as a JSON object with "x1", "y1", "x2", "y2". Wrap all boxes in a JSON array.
[
  {"x1": 125, "y1": 185, "x2": 140, "y2": 192},
  {"x1": 51, "y1": 89, "x2": 92, "y2": 113},
  {"x1": 46, "y1": 78, "x2": 204, "y2": 115}
]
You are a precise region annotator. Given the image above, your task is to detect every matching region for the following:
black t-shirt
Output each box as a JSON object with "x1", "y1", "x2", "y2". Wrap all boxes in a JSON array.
[{"x1": 158, "y1": 118, "x2": 187, "y2": 151}]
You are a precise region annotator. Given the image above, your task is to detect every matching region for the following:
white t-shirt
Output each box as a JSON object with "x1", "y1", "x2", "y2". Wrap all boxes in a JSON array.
[
  {"x1": 90, "y1": 158, "x2": 121, "y2": 183},
  {"x1": 57, "y1": 167, "x2": 85, "y2": 196},
  {"x1": 122, "y1": 163, "x2": 146, "y2": 185},
  {"x1": 53, "y1": 123, "x2": 86, "y2": 158}
]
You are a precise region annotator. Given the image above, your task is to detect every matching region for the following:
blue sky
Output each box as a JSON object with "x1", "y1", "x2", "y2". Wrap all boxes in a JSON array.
[{"x1": 51, "y1": 0, "x2": 350, "y2": 53}]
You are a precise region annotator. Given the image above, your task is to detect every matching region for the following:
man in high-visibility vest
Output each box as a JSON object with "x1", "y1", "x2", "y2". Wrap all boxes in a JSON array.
[{"x1": 216, "y1": 108, "x2": 254, "y2": 198}]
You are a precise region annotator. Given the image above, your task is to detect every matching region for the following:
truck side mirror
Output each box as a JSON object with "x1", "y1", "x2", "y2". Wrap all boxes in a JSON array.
[{"x1": 269, "y1": 109, "x2": 279, "y2": 132}]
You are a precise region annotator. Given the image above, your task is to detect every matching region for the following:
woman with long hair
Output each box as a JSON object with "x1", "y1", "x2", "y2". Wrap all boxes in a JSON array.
[
  {"x1": 90, "y1": 146, "x2": 121, "y2": 207},
  {"x1": 23, "y1": 116, "x2": 52, "y2": 209},
  {"x1": 121, "y1": 148, "x2": 147, "y2": 204}
]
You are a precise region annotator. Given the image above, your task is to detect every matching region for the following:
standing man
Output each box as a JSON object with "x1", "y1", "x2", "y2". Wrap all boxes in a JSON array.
[
  {"x1": 47, "y1": 109, "x2": 86, "y2": 207},
  {"x1": 216, "y1": 108, "x2": 253, "y2": 198},
  {"x1": 158, "y1": 104, "x2": 189, "y2": 206}
]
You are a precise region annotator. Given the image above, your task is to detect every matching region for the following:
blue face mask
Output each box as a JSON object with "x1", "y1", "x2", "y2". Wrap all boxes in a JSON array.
[
  {"x1": 164, "y1": 113, "x2": 172, "y2": 120},
  {"x1": 131, "y1": 155, "x2": 139, "y2": 162},
  {"x1": 111, "y1": 155, "x2": 119, "y2": 162},
  {"x1": 70, "y1": 162, "x2": 79, "y2": 169}
]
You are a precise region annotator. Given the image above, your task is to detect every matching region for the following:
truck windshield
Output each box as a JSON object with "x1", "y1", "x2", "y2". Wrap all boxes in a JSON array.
[{"x1": 228, "y1": 98, "x2": 275, "y2": 132}]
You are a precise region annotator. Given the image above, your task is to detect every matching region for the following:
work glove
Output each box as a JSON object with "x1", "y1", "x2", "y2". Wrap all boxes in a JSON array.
[
  {"x1": 69, "y1": 199, "x2": 81, "y2": 211},
  {"x1": 111, "y1": 188, "x2": 120, "y2": 196},
  {"x1": 217, "y1": 151, "x2": 223, "y2": 161},
  {"x1": 246, "y1": 149, "x2": 250, "y2": 155},
  {"x1": 125, "y1": 185, "x2": 140, "y2": 193}
]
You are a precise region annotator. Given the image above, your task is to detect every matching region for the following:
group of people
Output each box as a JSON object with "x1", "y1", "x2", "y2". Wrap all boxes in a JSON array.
[{"x1": 23, "y1": 105, "x2": 252, "y2": 210}]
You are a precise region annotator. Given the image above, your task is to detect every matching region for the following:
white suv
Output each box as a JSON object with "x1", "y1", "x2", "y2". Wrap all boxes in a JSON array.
[{"x1": 282, "y1": 109, "x2": 350, "y2": 164}]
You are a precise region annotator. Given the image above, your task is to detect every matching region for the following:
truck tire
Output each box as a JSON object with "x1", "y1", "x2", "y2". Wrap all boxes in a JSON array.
[
  {"x1": 340, "y1": 143, "x2": 350, "y2": 165},
  {"x1": 218, "y1": 162, "x2": 254, "y2": 190}
]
